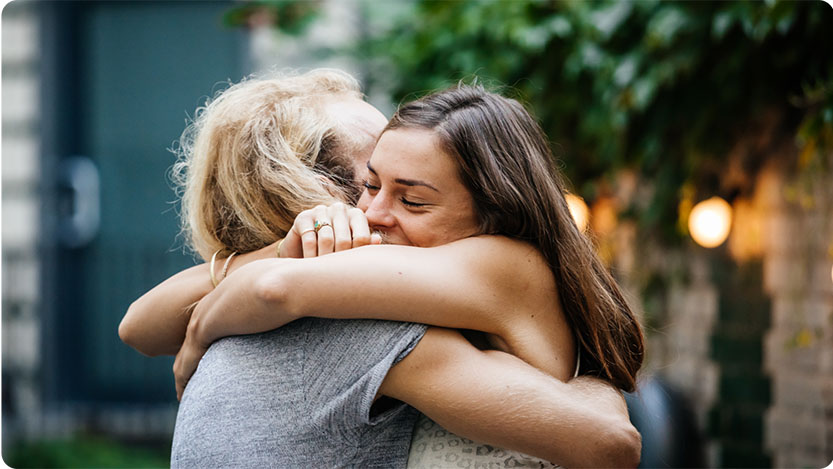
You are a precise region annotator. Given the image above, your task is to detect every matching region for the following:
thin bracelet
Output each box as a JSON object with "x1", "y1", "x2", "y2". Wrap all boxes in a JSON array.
[
  {"x1": 276, "y1": 238, "x2": 285, "y2": 258},
  {"x1": 220, "y1": 251, "x2": 238, "y2": 283},
  {"x1": 209, "y1": 249, "x2": 221, "y2": 288}
]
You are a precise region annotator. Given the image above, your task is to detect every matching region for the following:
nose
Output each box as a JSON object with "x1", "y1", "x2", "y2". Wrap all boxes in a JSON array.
[{"x1": 360, "y1": 190, "x2": 396, "y2": 230}]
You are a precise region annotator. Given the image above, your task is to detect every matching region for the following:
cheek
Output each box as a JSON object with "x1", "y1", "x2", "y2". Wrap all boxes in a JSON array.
[
  {"x1": 414, "y1": 211, "x2": 478, "y2": 247},
  {"x1": 448, "y1": 208, "x2": 480, "y2": 240}
]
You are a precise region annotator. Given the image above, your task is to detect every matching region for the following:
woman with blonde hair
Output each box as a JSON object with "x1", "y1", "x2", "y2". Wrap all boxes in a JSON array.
[
  {"x1": 121, "y1": 70, "x2": 642, "y2": 468},
  {"x1": 122, "y1": 69, "x2": 380, "y2": 353}
]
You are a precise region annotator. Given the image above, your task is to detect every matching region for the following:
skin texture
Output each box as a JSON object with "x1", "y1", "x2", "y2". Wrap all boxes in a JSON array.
[{"x1": 122, "y1": 97, "x2": 641, "y2": 467}]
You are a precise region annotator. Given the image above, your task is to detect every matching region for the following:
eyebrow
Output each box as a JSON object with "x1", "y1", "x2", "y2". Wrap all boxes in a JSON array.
[{"x1": 366, "y1": 161, "x2": 440, "y2": 192}]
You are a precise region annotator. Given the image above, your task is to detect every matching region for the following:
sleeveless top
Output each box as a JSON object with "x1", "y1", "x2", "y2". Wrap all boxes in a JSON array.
[
  {"x1": 171, "y1": 318, "x2": 427, "y2": 468},
  {"x1": 406, "y1": 348, "x2": 581, "y2": 468}
]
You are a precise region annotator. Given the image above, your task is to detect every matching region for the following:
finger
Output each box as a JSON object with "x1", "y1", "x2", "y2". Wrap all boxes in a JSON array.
[
  {"x1": 316, "y1": 224, "x2": 335, "y2": 255},
  {"x1": 348, "y1": 207, "x2": 372, "y2": 248},
  {"x1": 371, "y1": 233, "x2": 383, "y2": 245},
  {"x1": 174, "y1": 357, "x2": 189, "y2": 401},
  {"x1": 330, "y1": 204, "x2": 353, "y2": 252},
  {"x1": 281, "y1": 226, "x2": 304, "y2": 259},
  {"x1": 173, "y1": 339, "x2": 202, "y2": 401},
  {"x1": 314, "y1": 205, "x2": 335, "y2": 256},
  {"x1": 293, "y1": 208, "x2": 318, "y2": 258},
  {"x1": 174, "y1": 358, "x2": 186, "y2": 401}
]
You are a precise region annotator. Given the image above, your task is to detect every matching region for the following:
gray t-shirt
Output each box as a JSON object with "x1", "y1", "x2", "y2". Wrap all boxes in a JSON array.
[{"x1": 170, "y1": 318, "x2": 427, "y2": 468}]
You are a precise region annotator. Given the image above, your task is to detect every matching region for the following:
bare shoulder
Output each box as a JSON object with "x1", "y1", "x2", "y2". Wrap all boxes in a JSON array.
[
  {"x1": 440, "y1": 235, "x2": 554, "y2": 288},
  {"x1": 444, "y1": 236, "x2": 573, "y2": 379},
  {"x1": 443, "y1": 234, "x2": 537, "y2": 254}
]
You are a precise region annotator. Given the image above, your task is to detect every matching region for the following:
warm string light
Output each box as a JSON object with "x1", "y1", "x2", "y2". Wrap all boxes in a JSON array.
[
  {"x1": 565, "y1": 193, "x2": 589, "y2": 232},
  {"x1": 688, "y1": 196, "x2": 733, "y2": 248}
]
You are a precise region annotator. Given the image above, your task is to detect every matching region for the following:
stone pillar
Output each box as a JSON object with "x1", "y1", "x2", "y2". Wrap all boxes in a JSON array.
[
  {"x1": 2, "y1": 1, "x2": 43, "y2": 443},
  {"x1": 762, "y1": 166, "x2": 833, "y2": 467},
  {"x1": 663, "y1": 253, "x2": 720, "y2": 463}
]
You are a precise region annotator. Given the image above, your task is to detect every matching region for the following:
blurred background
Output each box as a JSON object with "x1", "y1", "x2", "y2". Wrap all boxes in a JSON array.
[{"x1": 2, "y1": 0, "x2": 831, "y2": 467}]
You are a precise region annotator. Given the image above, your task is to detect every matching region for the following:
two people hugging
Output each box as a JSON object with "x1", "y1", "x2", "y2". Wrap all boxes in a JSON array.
[{"x1": 119, "y1": 69, "x2": 644, "y2": 468}]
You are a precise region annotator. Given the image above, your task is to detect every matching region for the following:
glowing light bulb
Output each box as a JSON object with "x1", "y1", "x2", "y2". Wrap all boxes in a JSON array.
[
  {"x1": 688, "y1": 196, "x2": 732, "y2": 248},
  {"x1": 565, "y1": 193, "x2": 589, "y2": 232}
]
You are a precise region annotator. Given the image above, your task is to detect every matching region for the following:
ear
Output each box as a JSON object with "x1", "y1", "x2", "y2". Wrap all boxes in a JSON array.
[{"x1": 316, "y1": 174, "x2": 340, "y2": 198}]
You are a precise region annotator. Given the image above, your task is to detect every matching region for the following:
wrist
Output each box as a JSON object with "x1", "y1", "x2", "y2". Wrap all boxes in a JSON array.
[{"x1": 187, "y1": 300, "x2": 214, "y2": 348}]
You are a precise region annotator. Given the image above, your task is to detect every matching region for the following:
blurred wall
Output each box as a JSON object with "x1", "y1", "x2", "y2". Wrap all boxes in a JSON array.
[
  {"x1": 760, "y1": 165, "x2": 833, "y2": 467},
  {"x1": 3, "y1": 0, "x2": 249, "y2": 454},
  {"x1": 2, "y1": 0, "x2": 43, "y2": 442},
  {"x1": 637, "y1": 156, "x2": 833, "y2": 467}
]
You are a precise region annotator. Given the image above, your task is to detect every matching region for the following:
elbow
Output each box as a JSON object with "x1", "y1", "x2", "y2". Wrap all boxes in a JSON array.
[
  {"x1": 603, "y1": 419, "x2": 642, "y2": 468},
  {"x1": 253, "y1": 269, "x2": 299, "y2": 319},
  {"x1": 117, "y1": 315, "x2": 133, "y2": 347},
  {"x1": 118, "y1": 306, "x2": 138, "y2": 349},
  {"x1": 119, "y1": 304, "x2": 153, "y2": 357}
]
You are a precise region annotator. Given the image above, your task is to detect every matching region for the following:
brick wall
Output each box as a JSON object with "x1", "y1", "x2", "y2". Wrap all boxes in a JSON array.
[
  {"x1": 762, "y1": 167, "x2": 833, "y2": 467},
  {"x1": 662, "y1": 255, "x2": 721, "y2": 464},
  {"x1": 645, "y1": 162, "x2": 833, "y2": 467},
  {"x1": 708, "y1": 255, "x2": 771, "y2": 467}
]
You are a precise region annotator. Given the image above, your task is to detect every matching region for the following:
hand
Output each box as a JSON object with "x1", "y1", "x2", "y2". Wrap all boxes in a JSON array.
[
  {"x1": 173, "y1": 304, "x2": 210, "y2": 401},
  {"x1": 280, "y1": 202, "x2": 381, "y2": 258}
]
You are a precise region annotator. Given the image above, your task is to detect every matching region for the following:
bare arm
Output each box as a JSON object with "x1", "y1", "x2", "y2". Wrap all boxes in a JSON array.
[
  {"x1": 381, "y1": 328, "x2": 641, "y2": 468},
  {"x1": 119, "y1": 203, "x2": 378, "y2": 357},
  {"x1": 119, "y1": 243, "x2": 279, "y2": 356},
  {"x1": 188, "y1": 236, "x2": 572, "y2": 375}
]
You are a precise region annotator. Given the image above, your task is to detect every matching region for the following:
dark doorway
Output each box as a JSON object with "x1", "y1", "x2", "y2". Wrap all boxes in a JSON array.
[{"x1": 40, "y1": 1, "x2": 247, "y2": 406}]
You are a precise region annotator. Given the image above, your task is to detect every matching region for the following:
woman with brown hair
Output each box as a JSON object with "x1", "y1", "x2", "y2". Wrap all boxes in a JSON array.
[{"x1": 122, "y1": 72, "x2": 642, "y2": 467}]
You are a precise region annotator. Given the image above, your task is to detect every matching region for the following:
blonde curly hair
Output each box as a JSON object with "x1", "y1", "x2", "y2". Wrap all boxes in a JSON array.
[{"x1": 171, "y1": 69, "x2": 364, "y2": 260}]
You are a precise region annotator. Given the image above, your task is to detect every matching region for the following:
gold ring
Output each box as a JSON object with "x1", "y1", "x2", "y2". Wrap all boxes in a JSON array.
[
  {"x1": 314, "y1": 220, "x2": 332, "y2": 233},
  {"x1": 300, "y1": 228, "x2": 316, "y2": 236}
]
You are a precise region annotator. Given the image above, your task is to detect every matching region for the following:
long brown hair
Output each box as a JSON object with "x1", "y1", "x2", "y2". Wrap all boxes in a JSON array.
[{"x1": 386, "y1": 85, "x2": 644, "y2": 392}]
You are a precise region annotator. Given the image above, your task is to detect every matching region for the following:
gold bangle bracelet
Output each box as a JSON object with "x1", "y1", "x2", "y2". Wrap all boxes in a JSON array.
[
  {"x1": 220, "y1": 251, "x2": 238, "y2": 283},
  {"x1": 276, "y1": 238, "x2": 285, "y2": 258},
  {"x1": 209, "y1": 249, "x2": 221, "y2": 288}
]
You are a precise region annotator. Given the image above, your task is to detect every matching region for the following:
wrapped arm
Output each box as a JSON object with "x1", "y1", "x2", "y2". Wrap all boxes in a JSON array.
[
  {"x1": 120, "y1": 202, "x2": 378, "y2": 356},
  {"x1": 189, "y1": 235, "x2": 573, "y2": 377},
  {"x1": 119, "y1": 243, "x2": 279, "y2": 356},
  {"x1": 382, "y1": 327, "x2": 641, "y2": 468}
]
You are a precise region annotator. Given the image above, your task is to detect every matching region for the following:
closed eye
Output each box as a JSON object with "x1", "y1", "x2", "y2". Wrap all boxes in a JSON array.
[
  {"x1": 363, "y1": 181, "x2": 380, "y2": 192},
  {"x1": 401, "y1": 198, "x2": 427, "y2": 207}
]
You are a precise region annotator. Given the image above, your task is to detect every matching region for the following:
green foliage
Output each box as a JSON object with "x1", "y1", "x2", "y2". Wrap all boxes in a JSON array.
[
  {"x1": 255, "y1": 0, "x2": 832, "y2": 242},
  {"x1": 223, "y1": 0, "x2": 322, "y2": 35},
  {"x1": 3, "y1": 435, "x2": 170, "y2": 468},
  {"x1": 355, "y1": 0, "x2": 833, "y2": 241}
]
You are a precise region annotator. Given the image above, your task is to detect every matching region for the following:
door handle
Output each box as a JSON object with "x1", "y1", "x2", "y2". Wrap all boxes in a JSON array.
[{"x1": 58, "y1": 156, "x2": 100, "y2": 248}]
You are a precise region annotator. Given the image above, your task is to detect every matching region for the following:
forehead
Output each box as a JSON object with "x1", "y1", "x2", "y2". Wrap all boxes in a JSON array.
[{"x1": 371, "y1": 128, "x2": 459, "y2": 184}]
